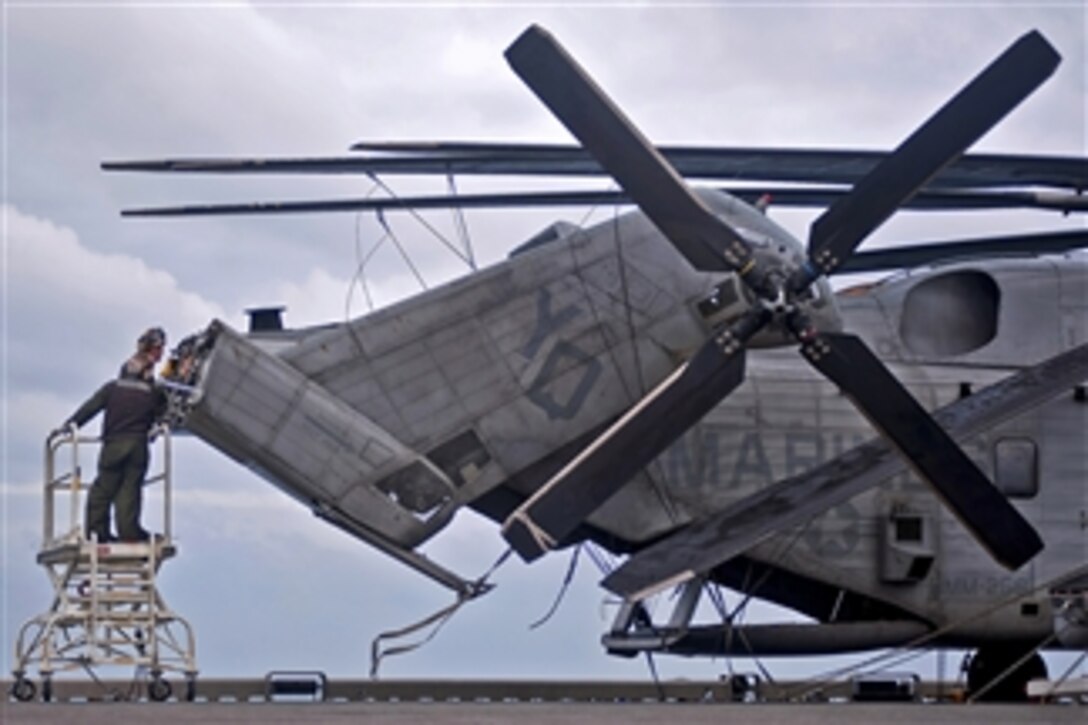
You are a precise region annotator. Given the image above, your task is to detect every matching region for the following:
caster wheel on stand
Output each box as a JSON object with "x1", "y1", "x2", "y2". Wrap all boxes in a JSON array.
[
  {"x1": 10, "y1": 676, "x2": 36, "y2": 702},
  {"x1": 148, "y1": 676, "x2": 172, "y2": 702}
]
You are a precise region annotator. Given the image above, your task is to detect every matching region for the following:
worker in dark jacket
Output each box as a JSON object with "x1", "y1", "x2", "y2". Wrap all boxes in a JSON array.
[{"x1": 57, "y1": 327, "x2": 169, "y2": 542}]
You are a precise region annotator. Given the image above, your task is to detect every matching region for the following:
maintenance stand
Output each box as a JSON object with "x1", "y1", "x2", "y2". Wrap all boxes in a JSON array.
[{"x1": 10, "y1": 425, "x2": 197, "y2": 702}]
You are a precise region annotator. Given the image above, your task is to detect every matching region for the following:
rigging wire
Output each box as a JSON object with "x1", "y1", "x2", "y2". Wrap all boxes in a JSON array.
[
  {"x1": 445, "y1": 171, "x2": 477, "y2": 271},
  {"x1": 350, "y1": 214, "x2": 376, "y2": 314},
  {"x1": 966, "y1": 627, "x2": 1062, "y2": 703},
  {"x1": 576, "y1": 180, "x2": 621, "y2": 228},
  {"x1": 529, "y1": 544, "x2": 582, "y2": 630},
  {"x1": 369, "y1": 547, "x2": 512, "y2": 678},
  {"x1": 581, "y1": 538, "x2": 674, "y2": 691},
  {"x1": 549, "y1": 192, "x2": 683, "y2": 543},
  {"x1": 610, "y1": 202, "x2": 648, "y2": 398},
  {"x1": 644, "y1": 649, "x2": 666, "y2": 701},
  {"x1": 366, "y1": 171, "x2": 472, "y2": 266},
  {"x1": 1037, "y1": 646, "x2": 1088, "y2": 701},
  {"x1": 376, "y1": 208, "x2": 428, "y2": 292},
  {"x1": 712, "y1": 523, "x2": 814, "y2": 686},
  {"x1": 609, "y1": 201, "x2": 682, "y2": 527},
  {"x1": 564, "y1": 196, "x2": 637, "y2": 405},
  {"x1": 346, "y1": 182, "x2": 383, "y2": 316},
  {"x1": 583, "y1": 541, "x2": 616, "y2": 575},
  {"x1": 781, "y1": 566, "x2": 1088, "y2": 701},
  {"x1": 705, "y1": 582, "x2": 736, "y2": 679},
  {"x1": 348, "y1": 172, "x2": 487, "y2": 317}
]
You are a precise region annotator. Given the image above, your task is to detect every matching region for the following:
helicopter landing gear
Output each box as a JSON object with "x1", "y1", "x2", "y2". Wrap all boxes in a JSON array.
[{"x1": 967, "y1": 645, "x2": 1047, "y2": 702}]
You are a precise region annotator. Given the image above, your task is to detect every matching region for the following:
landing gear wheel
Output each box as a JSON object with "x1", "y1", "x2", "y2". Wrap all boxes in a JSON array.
[
  {"x1": 11, "y1": 677, "x2": 35, "y2": 702},
  {"x1": 148, "y1": 676, "x2": 172, "y2": 702},
  {"x1": 967, "y1": 646, "x2": 1047, "y2": 702},
  {"x1": 41, "y1": 677, "x2": 52, "y2": 703}
]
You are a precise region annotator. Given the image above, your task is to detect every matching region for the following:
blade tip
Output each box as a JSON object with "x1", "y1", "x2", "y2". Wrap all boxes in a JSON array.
[
  {"x1": 996, "y1": 535, "x2": 1045, "y2": 571},
  {"x1": 506, "y1": 24, "x2": 553, "y2": 63},
  {"x1": 501, "y1": 516, "x2": 549, "y2": 563},
  {"x1": 1019, "y1": 28, "x2": 1061, "y2": 69},
  {"x1": 102, "y1": 161, "x2": 146, "y2": 172}
]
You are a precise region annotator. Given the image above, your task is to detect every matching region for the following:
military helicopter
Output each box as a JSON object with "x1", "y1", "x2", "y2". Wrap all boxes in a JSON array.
[{"x1": 102, "y1": 26, "x2": 1087, "y2": 701}]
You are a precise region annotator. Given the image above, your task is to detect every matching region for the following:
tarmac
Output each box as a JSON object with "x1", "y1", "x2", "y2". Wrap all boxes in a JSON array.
[
  {"x1": 3, "y1": 701, "x2": 1087, "y2": 725},
  {"x1": 6, "y1": 676, "x2": 1086, "y2": 723}
]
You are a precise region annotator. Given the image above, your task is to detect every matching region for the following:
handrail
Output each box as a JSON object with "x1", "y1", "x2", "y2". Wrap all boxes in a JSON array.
[{"x1": 42, "y1": 424, "x2": 174, "y2": 548}]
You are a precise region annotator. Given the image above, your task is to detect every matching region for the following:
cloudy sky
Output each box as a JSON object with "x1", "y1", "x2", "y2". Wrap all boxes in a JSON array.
[{"x1": 3, "y1": 1, "x2": 1085, "y2": 684}]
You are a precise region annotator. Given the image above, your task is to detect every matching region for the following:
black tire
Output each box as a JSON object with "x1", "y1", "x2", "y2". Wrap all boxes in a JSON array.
[
  {"x1": 11, "y1": 677, "x2": 36, "y2": 702},
  {"x1": 148, "y1": 677, "x2": 172, "y2": 702},
  {"x1": 967, "y1": 646, "x2": 1047, "y2": 702},
  {"x1": 41, "y1": 677, "x2": 52, "y2": 703},
  {"x1": 185, "y1": 677, "x2": 197, "y2": 702}
]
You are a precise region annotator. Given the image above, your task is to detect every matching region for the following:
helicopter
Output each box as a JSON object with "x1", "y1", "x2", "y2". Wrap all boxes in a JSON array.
[{"x1": 100, "y1": 25, "x2": 1087, "y2": 701}]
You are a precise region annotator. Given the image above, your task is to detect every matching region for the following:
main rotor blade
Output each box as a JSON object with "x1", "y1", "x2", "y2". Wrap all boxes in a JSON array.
[
  {"x1": 806, "y1": 31, "x2": 1060, "y2": 276},
  {"x1": 505, "y1": 25, "x2": 751, "y2": 273},
  {"x1": 800, "y1": 332, "x2": 1043, "y2": 569},
  {"x1": 604, "y1": 340, "x2": 1088, "y2": 600},
  {"x1": 348, "y1": 140, "x2": 1088, "y2": 190},
  {"x1": 119, "y1": 188, "x2": 1088, "y2": 219},
  {"x1": 839, "y1": 228, "x2": 1088, "y2": 274},
  {"x1": 502, "y1": 313, "x2": 768, "y2": 562},
  {"x1": 104, "y1": 147, "x2": 1088, "y2": 190}
]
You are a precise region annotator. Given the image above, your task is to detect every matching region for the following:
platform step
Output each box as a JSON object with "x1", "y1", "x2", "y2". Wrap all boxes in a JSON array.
[{"x1": 37, "y1": 542, "x2": 176, "y2": 566}]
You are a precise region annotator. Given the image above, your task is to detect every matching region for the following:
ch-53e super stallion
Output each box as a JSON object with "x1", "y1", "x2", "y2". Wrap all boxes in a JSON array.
[{"x1": 100, "y1": 26, "x2": 1087, "y2": 701}]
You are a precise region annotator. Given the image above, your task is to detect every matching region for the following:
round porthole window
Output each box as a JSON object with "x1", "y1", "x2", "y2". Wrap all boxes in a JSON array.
[{"x1": 899, "y1": 270, "x2": 1000, "y2": 357}]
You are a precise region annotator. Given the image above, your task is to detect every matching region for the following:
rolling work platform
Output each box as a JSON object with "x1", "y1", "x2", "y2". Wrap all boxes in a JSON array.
[{"x1": 10, "y1": 425, "x2": 197, "y2": 702}]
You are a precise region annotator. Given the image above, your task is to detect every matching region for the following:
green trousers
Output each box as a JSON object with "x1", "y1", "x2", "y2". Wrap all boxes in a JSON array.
[{"x1": 85, "y1": 436, "x2": 149, "y2": 541}]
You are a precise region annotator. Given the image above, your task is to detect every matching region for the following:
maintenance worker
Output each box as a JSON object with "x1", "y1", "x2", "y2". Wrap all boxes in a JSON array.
[{"x1": 55, "y1": 327, "x2": 169, "y2": 543}]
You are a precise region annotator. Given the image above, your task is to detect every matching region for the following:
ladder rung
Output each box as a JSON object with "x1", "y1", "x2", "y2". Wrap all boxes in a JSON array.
[
  {"x1": 71, "y1": 592, "x2": 151, "y2": 600},
  {"x1": 68, "y1": 583, "x2": 153, "y2": 592},
  {"x1": 87, "y1": 576, "x2": 152, "y2": 584},
  {"x1": 66, "y1": 594, "x2": 152, "y2": 603},
  {"x1": 71, "y1": 572, "x2": 153, "y2": 580}
]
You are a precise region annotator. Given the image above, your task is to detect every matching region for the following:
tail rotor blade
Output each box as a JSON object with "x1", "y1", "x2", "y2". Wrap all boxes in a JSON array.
[
  {"x1": 800, "y1": 332, "x2": 1044, "y2": 569},
  {"x1": 805, "y1": 31, "x2": 1060, "y2": 278},
  {"x1": 505, "y1": 25, "x2": 752, "y2": 273}
]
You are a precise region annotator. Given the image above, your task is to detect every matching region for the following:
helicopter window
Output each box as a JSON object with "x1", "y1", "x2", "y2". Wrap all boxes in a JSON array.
[
  {"x1": 894, "y1": 516, "x2": 924, "y2": 543},
  {"x1": 993, "y1": 438, "x2": 1039, "y2": 499},
  {"x1": 899, "y1": 270, "x2": 1000, "y2": 357},
  {"x1": 882, "y1": 511, "x2": 934, "y2": 584}
]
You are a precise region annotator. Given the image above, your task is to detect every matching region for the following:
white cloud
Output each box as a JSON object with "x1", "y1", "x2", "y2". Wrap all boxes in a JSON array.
[
  {"x1": 3, "y1": 390, "x2": 77, "y2": 483},
  {"x1": 7, "y1": 204, "x2": 220, "y2": 322},
  {"x1": 4, "y1": 204, "x2": 225, "y2": 392},
  {"x1": 440, "y1": 32, "x2": 501, "y2": 80},
  {"x1": 271, "y1": 263, "x2": 435, "y2": 328}
]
